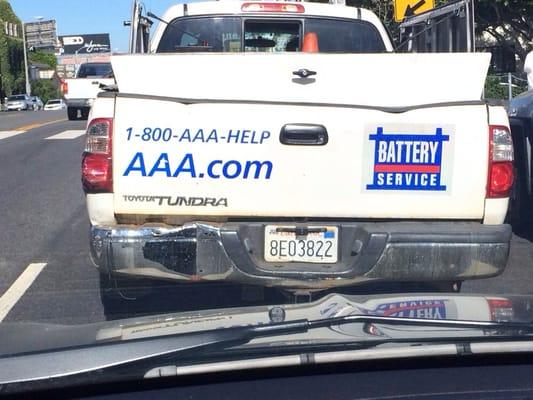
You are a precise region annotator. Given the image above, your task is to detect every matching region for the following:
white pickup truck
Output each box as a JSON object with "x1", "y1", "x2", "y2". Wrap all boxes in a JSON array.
[
  {"x1": 62, "y1": 62, "x2": 114, "y2": 121},
  {"x1": 83, "y1": 0, "x2": 514, "y2": 303}
]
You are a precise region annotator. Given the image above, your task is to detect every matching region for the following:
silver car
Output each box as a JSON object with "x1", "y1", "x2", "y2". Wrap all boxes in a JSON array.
[
  {"x1": 5, "y1": 94, "x2": 32, "y2": 111},
  {"x1": 44, "y1": 99, "x2": 67, "y2": 111},
  {"x1": 30, "y1": 96, "x2": 44, "y2": 110}
]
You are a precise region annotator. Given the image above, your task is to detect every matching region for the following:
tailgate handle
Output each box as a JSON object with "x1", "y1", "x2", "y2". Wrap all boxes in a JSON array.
[{"x1": 280, "y1": 124, "x2": 328, "y2": 146}]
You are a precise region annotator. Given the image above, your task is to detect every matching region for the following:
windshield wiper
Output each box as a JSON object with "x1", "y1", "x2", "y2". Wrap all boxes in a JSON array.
[{"x1": 2, "y1": 315, "x2": 533, "y2": 386}]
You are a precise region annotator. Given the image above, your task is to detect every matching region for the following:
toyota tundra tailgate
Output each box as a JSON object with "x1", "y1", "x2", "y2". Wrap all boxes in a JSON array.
[{"x1": 110, "y1": 52, "x2": 492, "y2": 220}]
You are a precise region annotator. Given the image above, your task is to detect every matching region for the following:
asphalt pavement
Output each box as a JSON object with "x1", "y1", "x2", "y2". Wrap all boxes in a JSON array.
[
  {"x1": 0, "y1": 109, "x2": 66, "y2": 131},
  {"x1": 0, "y1": 110, "x2": 533, "y2": 325}
]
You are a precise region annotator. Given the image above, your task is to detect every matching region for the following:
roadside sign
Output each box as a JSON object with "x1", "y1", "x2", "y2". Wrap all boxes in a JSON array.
[
  {"x1": 24, "y1": 20, "x2": 57, "y2": 50},
  {"x1": 398, "y1": 0, "x2": 475, "y2": 53},
  {"x1": 394, "y1": 0, "x2": 435, "y2": 22},
  {"x1": 58, "y1": 34, "x2": 111, "y2": 55}
]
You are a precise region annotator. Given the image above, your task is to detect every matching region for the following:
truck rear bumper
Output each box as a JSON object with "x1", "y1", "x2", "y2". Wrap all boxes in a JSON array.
[
  {"x1": 90, "y1": 222, "x2": 511, "y2": 289},
  {"x1": 5, "y1": 104, "x2": 27, "y2": 111},
  {"x1": 66, "y1": 99, "x2": 93, "y2": 108}
]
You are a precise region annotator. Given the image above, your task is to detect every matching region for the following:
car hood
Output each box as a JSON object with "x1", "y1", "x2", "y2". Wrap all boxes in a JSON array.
[
  {"x1": 509, "y1": 89, "x2": 533, "y2": 119},
  {"x1": 0, "y1": 292, "x2": 530, "y2": 356}
]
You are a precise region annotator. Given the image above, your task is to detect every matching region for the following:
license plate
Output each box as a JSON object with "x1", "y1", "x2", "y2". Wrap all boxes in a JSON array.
[{"x1": 264, "y1": 226, "x2": 338, "y2": 263}]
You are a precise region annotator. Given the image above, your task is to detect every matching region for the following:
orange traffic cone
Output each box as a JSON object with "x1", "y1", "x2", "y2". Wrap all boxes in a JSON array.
[{"x1": 302, "y1": 32, "x2": 319, "y2": 53}]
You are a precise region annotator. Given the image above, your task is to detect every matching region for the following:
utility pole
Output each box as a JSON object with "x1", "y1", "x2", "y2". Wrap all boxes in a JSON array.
[
  {"x1": 21, "y1": 22, "x2": 31, "y2": 95},
  {"x1": 0, "y1": 57, "x2": 4, "y2": 107},
  {"x1": 508, "y1": 72, "x2": 513, "y2": 101},
  {"x1": 129, "y1": 0, "x2": 138, "y2": 53}
]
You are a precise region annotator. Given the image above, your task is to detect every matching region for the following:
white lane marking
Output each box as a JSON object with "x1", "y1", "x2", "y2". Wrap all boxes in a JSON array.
[
  {"x1": 45, "y1": 130, "x2": 85, "y2": 140},
  {"x1": 0, "y1": 131, "x2": 26, "y2": 140},
  {"x1": 0, "y1": 263, "x2": 47, "y2": 322}
]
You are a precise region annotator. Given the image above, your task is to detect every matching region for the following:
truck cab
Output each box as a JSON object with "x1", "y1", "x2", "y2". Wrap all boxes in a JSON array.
[{"x1": 147, "y1": 1, "x2": 393, "y2": 54}]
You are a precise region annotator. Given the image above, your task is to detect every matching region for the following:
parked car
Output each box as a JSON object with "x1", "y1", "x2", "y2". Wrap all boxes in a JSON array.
[
  {"x1": 30, "y1": 96, "x2": 44, "y2": 110},
  {"x1": 507, "y1": 90, "x2": 533, "y2": 227},
  {"x1": 44, "y1": 99, "x2": 67, "y2": 111},
  {"x1": 4, "y1": 94, "x2": 32, "y2": 111}
]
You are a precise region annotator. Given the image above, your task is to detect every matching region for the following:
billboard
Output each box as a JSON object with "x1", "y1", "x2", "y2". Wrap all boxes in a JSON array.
[
  {"x1": 56, "y1": 53, "x2": 112, "y2": 79},
  {"x1": 58, "y1": 34, "x2": 111, "y2": 55},
  {"x1": 25, "y1": 20, "x2": 58, "y2": 49}
]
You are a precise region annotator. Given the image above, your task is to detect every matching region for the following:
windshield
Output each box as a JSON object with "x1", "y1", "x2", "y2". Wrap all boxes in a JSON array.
[
  {"x1": 1, "y1": 0, "x2": 532, "y2": 394},
  {"x1": 157, "y1": 16, "x2": 386, "y2": 53},
  {"x1": 7, "y1": 95, "x2": 26, "y2": 101}
]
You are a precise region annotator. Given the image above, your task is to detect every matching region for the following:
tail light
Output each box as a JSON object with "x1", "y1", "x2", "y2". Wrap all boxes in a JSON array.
[
  {"x1": 487, "y1": 298, "x2": 514, "y2": 321},
  {"x1": 487, "y1": 125, "x2": 514, "y2": 198},
  {"x1": 60, "y1": 80, "x2": 68, "y2": 95},
  {"x1": 82, "y1": 118, "x2": 113, "y2": 193},
  {"x1": 241, "y1": 2, "x2": 305, "y2": 12}
]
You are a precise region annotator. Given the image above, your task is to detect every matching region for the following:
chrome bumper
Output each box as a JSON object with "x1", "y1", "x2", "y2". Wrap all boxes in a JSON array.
[
  {"x1": 90, "y1": 222, "x2": 511, "y2": 289},
  {"x1": 66, "y1": 99, "x2": 93, "y2": 108},
  {"x1": 5, "y1": 104, "x2": 26, "y2": 110}
]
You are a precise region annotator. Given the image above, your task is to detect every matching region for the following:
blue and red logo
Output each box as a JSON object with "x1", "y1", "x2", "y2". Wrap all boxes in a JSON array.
[
  {"x1": 374, "y1": 300, "x2": 447, "y2": 319},
  {"x1": 367, "y1": 127, "x2": 450, "y2": 191}
]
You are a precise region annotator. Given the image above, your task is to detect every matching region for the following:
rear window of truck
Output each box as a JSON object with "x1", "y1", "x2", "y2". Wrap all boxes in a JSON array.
[
  {"x1": 157, "y1": 16, "x2": 386, "y2": 53},
  {"x1": 77, "y1": 63, "x2": 113, "y2": 78}
]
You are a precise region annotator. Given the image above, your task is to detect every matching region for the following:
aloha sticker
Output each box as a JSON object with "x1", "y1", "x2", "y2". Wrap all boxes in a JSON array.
[{"x1": 374, "y1": 300, "x2": 447, "y2": 319}]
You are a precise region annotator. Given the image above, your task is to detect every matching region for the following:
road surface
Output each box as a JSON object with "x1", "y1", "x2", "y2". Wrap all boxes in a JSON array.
[{"x1": 0, "y1": 110, "x2": 532, "y2": 325}]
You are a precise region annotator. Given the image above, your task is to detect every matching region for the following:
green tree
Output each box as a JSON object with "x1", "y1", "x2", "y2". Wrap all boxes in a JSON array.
[
  {"x1": 476, "y1": 0, "x2": 532, "y2": 65},
  {"x1": 31, "y1": 79, "x2": 59, "y2": 103},
  {"x1": 29, "y1": 50, "x2": 57, "y2": 69},
  {"x1": 484, "y1": 75, "x2": 525, "y2": 100},
  {"x1": 0, "y1": 0, "x2": 19, "y2": 22},
  {"x1": 0, "y1": 0, "x2": 24, "y2": 98}
]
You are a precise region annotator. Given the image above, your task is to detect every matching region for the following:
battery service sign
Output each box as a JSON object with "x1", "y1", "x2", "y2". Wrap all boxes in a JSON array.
[{"x1": 364, "y1": 125, "x2": 453, "y2": 192}]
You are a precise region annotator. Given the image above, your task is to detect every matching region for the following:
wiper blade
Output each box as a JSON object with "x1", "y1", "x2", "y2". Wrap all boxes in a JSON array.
[
  {"x1": 310, "y1": 314, "x2": 533, "y2": 331},
  {"x1": 1, "y1": 315, "x2": 532, "y2": 385}
]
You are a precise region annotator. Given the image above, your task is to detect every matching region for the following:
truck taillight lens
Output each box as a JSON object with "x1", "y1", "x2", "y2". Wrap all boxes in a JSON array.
[
  {"x1": 60, "y1": 80, "x2": 68, "y2": 95},
  {"x1": 241, "y1": 2, "x2": 305, "y2": 12},
  {"x1": 82, "y1": 118, "x2": 113, "y2": 193},
  {"x1": 487, "y1": 298, "x2": 514, "y2": 321},
  {"x1": 487, "y1": 125, "x2": 514, "y2": 198}
]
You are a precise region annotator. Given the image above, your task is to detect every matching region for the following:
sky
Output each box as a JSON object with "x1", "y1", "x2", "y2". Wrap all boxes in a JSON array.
[{"x1": 9, "y1": 0, "x2": 181, "y2": 52}]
